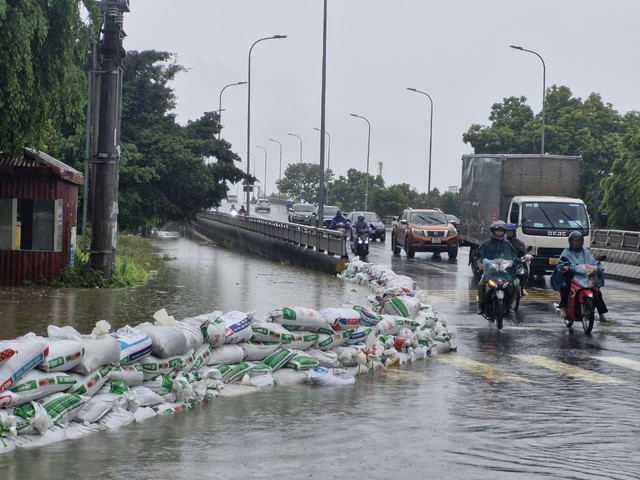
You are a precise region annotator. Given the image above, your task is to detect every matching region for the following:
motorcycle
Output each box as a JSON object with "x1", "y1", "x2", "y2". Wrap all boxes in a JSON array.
[
  {"x1": 480, "y1": 258, "x2": 519, "y2": 330},
  {"x1": 516, "y1": 247, "x2": 534, "y2": 298},
  {"x1": 553, "y1": 256, "x2": 605, "y2": 334},
  {"x1": 352, "y1": 231, "x2": 370, "y2": 261}
]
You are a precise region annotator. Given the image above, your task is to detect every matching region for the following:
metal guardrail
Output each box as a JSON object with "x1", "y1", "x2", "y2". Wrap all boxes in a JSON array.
[
  {"x1": 592, "y1": 229, "x2": 640, "y2": 251},
  {"x1": 198, "y1": 211, "x2": 349, "y2": 258}
]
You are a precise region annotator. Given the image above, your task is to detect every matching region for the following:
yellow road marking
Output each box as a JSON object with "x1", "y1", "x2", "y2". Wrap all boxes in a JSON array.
[
  {"x1": 427, "y1": 288, "x2": 637, "y2": 303},
  {"x1": 512, "y1": 355, "x2": 625, "y2": 384},
  {"x1": 593, "y1": 356, "x2": 640, "y2": 372},
  {"x1": 435, "y1": 356, "x2": 532, "y2": 383}
]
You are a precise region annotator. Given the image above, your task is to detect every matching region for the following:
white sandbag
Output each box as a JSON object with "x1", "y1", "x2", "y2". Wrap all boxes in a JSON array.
[
  {"x1": 269, "y1": 307, "x2": 334, "y2": 333},
  {"x1": 98, "y1": 407, "x2": 135, "y2": 429},
  {"x1": 306, "y1": 367, "x2": 356, "y2": 386},
  {"x1": 73, "y1": 393, "x2": 123, "y2": 424},
  {"x1": 0, "y1": 435, "x2": 16, "y2": 455},
  {"x1": 0, "y1": 344, "x2": 16, "y2": 366},
  {"x1": 314, "y1": 330, "x2": 353, "y2": 351},
  {"x1": 133, "y1": 406, "x2": 157, "y2": 423},
  {"x1": 129, "y1": 386, "x2": 165, "y2": 408},
  {"x1": 15, "y1": 424, "x2": 67, "y2": 449},
  {"x1": 176, "y1": 320, "x2": 205, "y2": 351},
  {"x1": 109, "y1": 364, "x2": 144, "y2": 387},
  {"x1": 375, "y1": 315, "x2": 401, "y2": 335},
  {"x1": 431, "y1": 340, "x2": 452, "y2": 354},
  {"x1": 65, "y1": 422, "x2": 102, "y2": 440},
  {"x1": 271, "y1": 368, "x2": 308, "y2": 386},
  {"x1": 72, "y1": 335, "x2": 120, "y2": 376},
  {"x1": 0, "y1": 333, "x2": 49, "y2": 393},
  {"x1": 280, "y1": 332, "x2": 318, "y2": 351},
  {"x1": 383, "y1": 296, "x2": 422, "y2": 318},
  {"x1": 251, "y1": 320, "x2": 301, "y2": 343},
  {"x1": 182, "y1": 312, "x2": 226, "y2": 347},
  {"x1": 7, "y1": 370, "x2": 77, "y2": 406},
  {"x1": 68, "y1": 365, "x2": 112, "y2": 397},
  {"x1": 244, "y1": 372, "x2": 274, "y2": 389},
  {"x1": 220, "y1": 362, "x2": 255, "y2": 384},
  {"x1": 216, "y1": 384, "x2": 260, "y2": 397},
  {"x1": 384, "y1": 275, "x2": 416, "y2": 294},
  {"x1": 206, "y1": 345, "x2": 245, "y2": 366},
  {"x1": 37, "y1": 335, "x2": 84, "y2": 372},
  {"x1": 262, "y1": 349, "x2": 295, "y2": 371},
  {"x1": 14, "y1": 393, "x2": 87, "y2": 434},
  {"x1": 220, "y1": 311, "x2": 253, "y2": 344},
  {"x1": 345, "y1": 327, "x2": 374, "y2": 346},
  {"x1": 285, "y1": 353, "x2": 320, "y2": 370},
  {"x1": 318, "y1": 307, "x2": 362, "y2": 330},
  {"x1": 303, "y1": 349, "x2": 342, "y2": 368},
  {"x1": 174, "y1": 348, "x2": 195, "y2": 373},
  {"x1": 351, "y1": 305, "x2": 383, "y2": 326},
  {"x1": 241, "y1": 342, "x2": 281, "y2": 361},
  {"x1": 110, "y1": 326, "x2": 152, "y2": 365},
  {"x1": 332, "y1": 346, "x2": 368, "y2": 367},
  {"x1": 134, "y1": 322, "x2": 188, "y2": 359},
  {"x1": 192, "y1": 344, "x2": 212, "y2": 371},
  {"x1": 0, "y1": 409, "x2": 17, "y2": 454}
]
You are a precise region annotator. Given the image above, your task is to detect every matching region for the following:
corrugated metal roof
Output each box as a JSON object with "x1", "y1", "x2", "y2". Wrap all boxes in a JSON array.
[{"x1": 0, "y1": 148, "x2": 84, "y2": 185}]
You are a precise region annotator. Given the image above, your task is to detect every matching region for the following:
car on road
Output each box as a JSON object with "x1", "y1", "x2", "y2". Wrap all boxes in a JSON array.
[
  {"x1": 288, "y1": 203, "x2": 315, "y2": 224},
  {"x1": 312, "y1": 205, "x2": 341, "y2": 228},
  {"x1": 391, "y1": 208, "x2": 459, "y2": 259},
  {"x1": 255, "y1": 199, "x2": 271, "y2": 212},
  {"x1": 345, "y1": 211, "x2": 386, "y2": 242}
]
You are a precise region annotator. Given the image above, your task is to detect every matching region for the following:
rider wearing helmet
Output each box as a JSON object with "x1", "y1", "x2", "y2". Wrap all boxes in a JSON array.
[
  {"x1": 556, "y1": 231, "x2": 608, "y2": 321},
  {"x1": 352, "y1": 214, "x2": 372, "y2": 235},
  {"x1": 475, "y1": 220, "x2": 522, "y2": 315},
  {"x1": 329, "y1": 209, "x2": 348, "y2": 230}
]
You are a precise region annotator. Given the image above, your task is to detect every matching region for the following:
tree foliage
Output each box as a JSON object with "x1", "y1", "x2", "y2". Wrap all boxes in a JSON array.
[
  {"x1": 0, "y1": 0, "x2": 99, "y2": 154},
  {"x1": 118, "y1": 50, "x2": 245, "y2": 232},
  {"x1": 275, "y1": 163, "x2": 333, "y2": 203}
]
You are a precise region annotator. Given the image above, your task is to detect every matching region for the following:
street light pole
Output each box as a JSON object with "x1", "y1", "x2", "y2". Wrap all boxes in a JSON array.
[
  {"x1": 407, "y1": 87, "x2": 434, "y2": 197},
  {"x1": 313, "y1": 127, "x2": 331, "y2": 171},
  {"x1": 246, "y1": 35, "x2": 286, "y2": 214},
  {"x1": 350, "y1": 113, "x2": 371, "y2": 211},
  {"x1": 287, "y1": 133, "x2": 303, "y2": 163},
  {"x1": 218, "y1": 81, "x2": 246, "y2": 140},
  {"x1": 256, "y1": 145, "x2": 267, "y2": 198},
  {"x1": 510, "y1": 45, "x2": 546, "y2": 154},
  {"x1": 268, "y1": 138, "x2": 282, "y2": 191}
]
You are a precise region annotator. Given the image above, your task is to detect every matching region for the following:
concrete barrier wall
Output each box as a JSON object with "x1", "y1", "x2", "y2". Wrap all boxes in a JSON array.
[
  {"x1": 187, "y1": 218, "x2": 347, "y2": 275},
  {"x1": 591, "y1": 248, "x2": 640, "y2": 284}
]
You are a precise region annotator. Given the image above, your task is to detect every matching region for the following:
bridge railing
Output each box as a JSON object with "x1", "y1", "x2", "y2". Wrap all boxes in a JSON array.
[
  {"x1": 592, "y1": 229, "x2": 640, "y2": 251},
  {"x1": 198, "y1": 211, "x2": 348, "y2": 258}
]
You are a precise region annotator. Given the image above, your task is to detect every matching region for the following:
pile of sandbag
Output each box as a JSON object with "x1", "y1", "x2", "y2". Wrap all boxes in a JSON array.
[{"x1": 0, "y1": 261, "x2": 456, "y2": 454}]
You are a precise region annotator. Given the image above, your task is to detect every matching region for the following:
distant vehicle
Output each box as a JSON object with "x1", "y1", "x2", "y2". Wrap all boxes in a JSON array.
[
  {"x1": 346, "y1": 211, "x2": 386, "y2": 242},
  {"x1": 391, "y1": 208, "x2": 459, "y2": 259},
  {"x1": 289, "y1": 203, "x2": 315, "y2": 224},
  {"x1": 312, "y1": 205, "x2": 340, "y2": 228},
  {"x1": 255, "y1": 199, "x2": 271, "y2": 212},
  {"x1": 157, "y1": 230, "x2": 180, "y2": 239},
  {"x1": 445, "y1": 214, "x2": 460, "y2": 229}
]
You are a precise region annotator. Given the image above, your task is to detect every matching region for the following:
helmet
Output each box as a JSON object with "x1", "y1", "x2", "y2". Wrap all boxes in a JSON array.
[
  {"x1": 506, "y1": 223, "x2": 517, "y2": 231},
  {"x1": 490, "y1": 220, "x2": 507, "y2": 241},
  {"x1": 568, "y1": 231, "x2": 584, "y2": 248},
  {"x1": 336, "y1": 210, "x2": 342, "y2": 215},
  {"x1": 357, "y1": 214, "x2": 365, "y2": 221}
]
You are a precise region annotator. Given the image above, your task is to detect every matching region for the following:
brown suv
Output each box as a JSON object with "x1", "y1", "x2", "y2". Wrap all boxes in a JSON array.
[{"x1": 391, "y1": 208, "x2": 459, "y2": 259}]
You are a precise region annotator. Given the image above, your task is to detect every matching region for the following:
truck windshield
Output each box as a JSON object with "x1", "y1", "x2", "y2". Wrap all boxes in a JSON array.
[
  {"x1": 521, "y1": 202, "x2": 589, "y2": 230},
  {"x1": 411, "y1": 212, "x2": 447, "y2": 224}
]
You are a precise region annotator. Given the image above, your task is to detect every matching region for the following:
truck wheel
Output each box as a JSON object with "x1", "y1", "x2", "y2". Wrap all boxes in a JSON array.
[
  {"x1": 405, "y1": 238, "x2": 415, "y2": 259},
  {"x1": 391, "y1": 233, "x2": 401, "y2": 256},
  {"x1": 448, "y1": 248, "x2": 458, "y2": 259}
]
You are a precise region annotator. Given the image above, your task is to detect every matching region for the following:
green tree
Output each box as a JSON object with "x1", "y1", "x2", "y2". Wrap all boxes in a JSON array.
[
  {"x1": 276, "y1": 163, "x2": 333, "y2": 203},
  {"x1": 118, "y1": 50, "x2": 245, "y2": 232},
  {"x1": 0, "y1": 1, "x2": 98, "y2": 154},
  {"x1": 327, "y1": 169, "x2": 384, "y2": 211}
]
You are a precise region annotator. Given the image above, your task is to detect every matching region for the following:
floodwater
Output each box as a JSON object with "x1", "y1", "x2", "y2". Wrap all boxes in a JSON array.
[{"x1": 1, "y1": 237, "x2": 639, "y2": 480}]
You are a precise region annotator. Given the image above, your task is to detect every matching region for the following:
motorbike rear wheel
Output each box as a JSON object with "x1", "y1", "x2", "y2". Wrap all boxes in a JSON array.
[
  {"x1": 582, "y1": 297, "x2": 595, "y2": 334},
  {"x1": 494, "y1": 297, "x2": 504, "y2": 330}
]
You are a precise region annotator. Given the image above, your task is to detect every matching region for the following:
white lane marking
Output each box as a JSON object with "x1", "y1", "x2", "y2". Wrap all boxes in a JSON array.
[
  {"x1": 593, "y1": 356, "x2": 640, "y2": 372},
  {"x1": 435, "y1": 356, "x2": 532, "y2": 383},
  {"x1": 512, "y1": 355, "x2": 625, "y2": 384}
]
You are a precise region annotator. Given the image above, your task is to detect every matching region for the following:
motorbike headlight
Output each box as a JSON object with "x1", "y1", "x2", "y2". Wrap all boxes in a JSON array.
[{"x1": 487, "y1": 279, "x2": 497, "y2": 288}]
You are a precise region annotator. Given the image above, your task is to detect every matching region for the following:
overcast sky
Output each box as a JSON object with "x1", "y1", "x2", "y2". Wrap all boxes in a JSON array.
[{"x1": 125, "y1": 1, "x2": 639, "y2": 197}]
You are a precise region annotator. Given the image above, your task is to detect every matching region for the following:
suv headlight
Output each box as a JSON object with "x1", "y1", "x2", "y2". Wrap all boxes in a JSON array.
[
  {"x1": 411, "y1": 228, "x2": 425, "y2": 236},
  {"x1": 447, "y1": 228, "x2": 457, "y2": 236}
]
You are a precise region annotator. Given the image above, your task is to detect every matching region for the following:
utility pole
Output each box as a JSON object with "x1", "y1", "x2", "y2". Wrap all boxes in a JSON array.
[{"x1": 90, "y1": 0, "x2": 128, "y2": 279}]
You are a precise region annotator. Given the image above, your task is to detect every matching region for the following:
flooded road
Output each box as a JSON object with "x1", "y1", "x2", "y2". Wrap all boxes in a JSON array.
[{"x1": 1, "y1": 227, "x2": 640, "y2": 479}]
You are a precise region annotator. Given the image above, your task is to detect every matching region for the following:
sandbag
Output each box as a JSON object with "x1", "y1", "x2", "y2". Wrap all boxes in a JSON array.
[
  {"x1": 68, "y1": 365, "x2": 113, "y2": 397},
  {"x1": 219, "y1": 311, "x2": 253, "y2": 344},
  {"x1": 176, "y1": 320, "x2": 205, "y2": 351},
  {"x1": 134, "y1": 323, "x2": 188, "y2": 359},
  {"x1": 38, "y1": 334, "x2": 84, "y2": 372},
  {"x1": 269, "y1": 307, "x2": 333, "y2": 333},
  {"x1": 314, "y1": 330, "x2": 353, "y2": 351},
  {"x1": 318, "y1": 307, "x2": 361, "y2": 330},
  {"x1": 181, "y1": 312, "x2": 226, "y2": 347},
  {"x1": 109, "y1": 363, "x2": 144, "y2": 387},
  {"x1": 7, "y1": 370, "x2": 76, "y2": 406},
  {"x1": 279, "y1": 332, "x2": 318, "y2": 351},
  {"x1": 262, "y1": 349, "x2": 295, "y2": 371},
  {"x1": 306, "y1": 367, "x2": 356, "y2": 386},
  {"x1": 110, "y1": 326, "x2": 152, "y2": 365},
  {"x1": 383, "y1": 296, "x2": 422, "y2": 318},
  {"x1": 206, "y1": 345, "x2": 244, "y2": 366},
  {"x1": 240, "y1": 342, "x2": 281, "y2": 361},
  {"x1": 0, "y1": 334, "x2": 49, "y2": 393}
]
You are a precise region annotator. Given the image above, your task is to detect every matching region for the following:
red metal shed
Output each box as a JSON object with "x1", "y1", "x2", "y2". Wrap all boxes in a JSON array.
[{"x1": 0, "y1": 148, "x2": 84, "y2": 285}]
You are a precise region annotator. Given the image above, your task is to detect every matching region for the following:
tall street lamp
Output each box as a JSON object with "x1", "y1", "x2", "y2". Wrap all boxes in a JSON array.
[
  {"x1": 268, "y1": 138, "x2": 283, "y2": 190},
  {"x1": 510, "y1": 45, "x2": 546, "y2": 154},
  {"x1": 246, "y1": 34, "x2": 287, "y2": 213},
  {"x1": 256, "y1": 145, "x2": 267, "y2": 198},
  {"x1": 288, "y1": 132, "x2": 303, "y2": 163},
  {"x1": 407, "y1": 87, "x2": 434, "y2": 196},
  {"x1": 350, "y1": 113, "x2": 371, "y2": 211},
  {"x1": 313, "y1": 127, "x2": 331, "y2": 171},
  {"x1": 218, "y1": 81, "x2": 246, "y2": 140}
]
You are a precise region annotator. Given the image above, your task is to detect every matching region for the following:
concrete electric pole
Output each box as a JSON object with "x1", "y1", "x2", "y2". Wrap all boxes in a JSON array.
[{"x1": 90, "y1": 0, "x2": 128, "y2": 279}]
